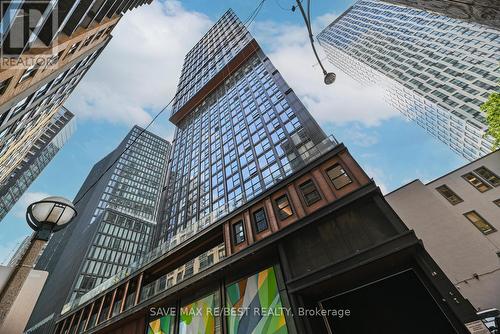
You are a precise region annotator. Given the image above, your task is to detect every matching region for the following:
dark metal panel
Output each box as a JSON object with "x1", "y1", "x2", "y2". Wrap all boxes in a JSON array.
[
  {"x1": 61, "y1": 0, "x2": 96, "y2": 36},
  {"x1": 80, "y1": 0, "x2": 107, "y2": 29},
  {"x1": 36, "y1": 0, "x2": 79, "y2": 45},
  {"x1": 115, "y1": 0, "x2": 132, "y2": 15},
  {"x1": 105, "y1": 0, "x2": 125, "y2": 18},
  {"x1": 94, "y1": 0, "x2": 117, "y2": 22}
]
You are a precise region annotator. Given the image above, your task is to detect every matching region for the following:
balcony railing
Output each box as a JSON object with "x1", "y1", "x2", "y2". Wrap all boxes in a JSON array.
[{"x1": 61, "y1": 134, "x2": 338, "y2": 315}]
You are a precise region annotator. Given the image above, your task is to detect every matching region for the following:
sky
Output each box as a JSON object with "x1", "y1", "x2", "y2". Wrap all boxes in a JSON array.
[{"x1": 0, "y1": 0, "x2": 466, "y2": 263}]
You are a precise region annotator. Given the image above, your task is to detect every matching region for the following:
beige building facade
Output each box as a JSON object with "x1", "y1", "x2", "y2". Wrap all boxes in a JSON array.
[
  {"x1": 386, "y1": 150, "x2": 500, "y2": 310},
  {"x1": 0, "y1": 267, "x2": 48, "y2": 334}
]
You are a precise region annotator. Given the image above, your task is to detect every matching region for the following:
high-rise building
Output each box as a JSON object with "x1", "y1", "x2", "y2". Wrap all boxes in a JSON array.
[
  {"x1": 53, "y1": 10, "x2": 481, "y2": 334},
  {"x1": 161, "y1": 9, "x2": 328, "y2": 241},
  {"x1": 0, "y1": 0, "x2": 153, "y2": 215},
  {"x1": 318, "y1": 0, "x2": 500, "y2": 161},
  {"x1": 386, "y1": 150, "x2": 500, "y2": 310},
  {"x1": 25, "y1": 126, "x2": 171, "y2": 334},
  {"x1": 0, "y1": 107, "x2": 75, "y2": 221}
]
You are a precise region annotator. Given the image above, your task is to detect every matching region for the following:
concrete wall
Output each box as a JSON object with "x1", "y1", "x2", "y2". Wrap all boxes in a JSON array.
[
  {"x1": 386, "y1": 151, "x2": 500, "y2": 310},
  {"x1": 0, "y1": 267, "x2": 48, "y2": 334}
]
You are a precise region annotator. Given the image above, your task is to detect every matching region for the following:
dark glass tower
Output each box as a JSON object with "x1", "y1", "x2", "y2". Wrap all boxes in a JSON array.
[
  {"x1": 25, "y1": 126, "x2": 171, "y2": 334},
  {"x1": 161, "y1": 10, "x2": 327, "y2": 241}
]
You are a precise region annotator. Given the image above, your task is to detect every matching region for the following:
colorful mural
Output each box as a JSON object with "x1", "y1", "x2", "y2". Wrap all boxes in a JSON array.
[
  {"x1": 179, "y1": 293, "x2": 219, "y2": 334},
  {"x1": 147, "y1": 314, "x2": 175, "y2": 334},
  {"x1": 226, "y1": 267, "x2": 288, "y2": 334}
]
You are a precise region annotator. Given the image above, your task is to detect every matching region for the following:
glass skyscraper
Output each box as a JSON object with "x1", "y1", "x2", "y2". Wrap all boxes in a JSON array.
[
  {"x1": 161, "y1": 10, "x2": 328, "y2": 241},
  {"x1": 67, "y1": 126, "x2": 171, "y2": 300},
  {"x1": 26, "y1": 126, "x2": 171, "y2": 333},
  {"x1": 318, "y1": 0, "x2": 500, "y2": 161}
]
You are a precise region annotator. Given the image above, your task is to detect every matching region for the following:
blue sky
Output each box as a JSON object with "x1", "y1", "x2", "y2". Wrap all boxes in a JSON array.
[{"x1": 0, "y1": 0, "x2": 465, "y2": 262}]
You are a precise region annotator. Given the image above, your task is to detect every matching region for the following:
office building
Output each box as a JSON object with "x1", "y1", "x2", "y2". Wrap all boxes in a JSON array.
[
  {"x1": 53, "y1": 10, "x2": 482, "y2": 334},
  {"x1": 318, "y1": 0, "x2": 500, "y2": 161},
  {"x1": 386, "y1": 150, "x2": 500, "y2": 310},
  {"x1": 0, "y1": 0, "x2": 153, "y2": 214},
  {"x1": 0, "y1": 107, "x2": 74, "y2": 222},
  {"x1": 25, "y1": 126, "x2": 170, "y2": 334}
]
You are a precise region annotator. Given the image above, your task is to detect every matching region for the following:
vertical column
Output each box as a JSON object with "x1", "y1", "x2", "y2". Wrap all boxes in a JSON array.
[
  {"x1": 94, "y1": 297, "x2": 105, "y2": 327},
  {"x1": 107, "y1": 288, "x2": 117, "y2": 319},
  {"x1": 0, "y1": 237, "x2": 45, "y2": 327},
  {"x1": 120, "y1": 280, "x2": 130, "y2": 313},
  {"x1": 83, "y1": 302, "x2": 95, "y2": 331},
  {"x1": 134, "y1": 273, "x2": 143, "y2": 306}
]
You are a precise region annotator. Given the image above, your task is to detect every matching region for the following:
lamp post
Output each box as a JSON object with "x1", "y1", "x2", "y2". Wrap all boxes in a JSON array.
[
  {"x1": 294, "y1": 0, "x2": 336, "y2": 85},
  {"x1": 0, "y1": 197, "x2": 77, "y2": 327}
]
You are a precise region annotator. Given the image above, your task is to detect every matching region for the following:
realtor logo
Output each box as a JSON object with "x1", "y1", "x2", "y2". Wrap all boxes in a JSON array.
[{"x1": 1, "y1": 1, "x2": 60, "y2": 69}]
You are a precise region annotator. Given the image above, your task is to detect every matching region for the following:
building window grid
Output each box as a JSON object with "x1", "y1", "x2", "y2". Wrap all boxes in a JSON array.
[
  {"x1": 233, "y1": 220, "x2": 245, "y2": 244},
  {"x1": 474, "y1": 166, "x2": 500, "y2": 187},
  {"x1": 317, "y1": 0, "x2": 499, "y2": 160},
  {"x1": 253, "y1": 208, "x2": 268, "y2": 233},
  {"x1": 275, "y1": 194, "x2": 293, "y2": 220},
  {"x1": 164, "y1": 54, "x2": 311, "y2": 235},
  {"x1": 299, "y1": 180, "x2": 322, "y2": 206},
  {"x1": 326, "y1": 164, "x2": 353, "y2": 189},
  {"x1": 462, "y1": 172, "x2": 492, "y2": 192}
]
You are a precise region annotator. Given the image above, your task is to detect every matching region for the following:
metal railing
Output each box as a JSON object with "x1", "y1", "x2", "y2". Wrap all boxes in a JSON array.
[{"x1": 61, "y1": 134, "x2": 338, "y2": 315}]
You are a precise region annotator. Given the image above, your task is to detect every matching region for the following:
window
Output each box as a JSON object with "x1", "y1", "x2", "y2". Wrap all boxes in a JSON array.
[
  {"x1": 80, "y1": 276, "x2": 96, "y2": 290},
  {"x1": 474, "y1": 166, "x2": 500, "y2": 187},
  {"x1": 253, "y1": 208, "x2": 268, "y2": 233},
  {"x1": 462, "y1": 173, "x2": 492, "y2": 192},
  {"x1": 464, "y1": 211, "x2": 496, "y2": 235},
  {"x1": 275, "y1": 195, "x2": 293, "y2": 220},
  {"x1": 494, "y1": 199, "x2": 500, "y2": 207},
  {"x1": 66, "y1": 42, "x2": 81, "y2": 57},
  {"x1": 18, "y1": 65, "x2": 38, "y2": 84},
  {"x1": 233, "y1": 220, "x2": 245, "y2": 244},
  {"x1": 94, "y1": 29, "x2": 105, "y2": 40},
  {"x1": 299, "y1": 180, "x2": 321, "y2": 206},
  {"x1": 436, "y1": 185, "x2": 463, "y2": 205},
  {"x1": 0, "y1": 77, "x2": 11, "y2": 95},
  {"x1": 326, "y1": 164, "x2": 352, "y2": 189},
  {"x1": 82, "y1": 36, "x2": 93, "y2": 47}
]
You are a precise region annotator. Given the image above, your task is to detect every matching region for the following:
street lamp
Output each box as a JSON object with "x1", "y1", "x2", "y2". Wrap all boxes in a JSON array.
[
  {"x1": 0, "y1": 196, "x2": 77, "y2": 328},
  {"x1": 293, "y1": 0, "x2": 336, "y2": 85},
  {"x1": 26, "y1": 196, "x2": 77, "y2": 240}
]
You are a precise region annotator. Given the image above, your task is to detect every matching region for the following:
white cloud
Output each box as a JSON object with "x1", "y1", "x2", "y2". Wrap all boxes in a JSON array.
[
  {"x1": 66, "y1": 4, "x2": 397, "y2": 134},
  {"x1": 252, "y1": 16, "x2": 398, "y2": 127},
  {"x1": 342, "y1": 124, "x2": 379, "y2": 147},
  {"x1": 363, "y1": 166, "x2": 390, "y2": 194},
  {"x1": 12, "y1": 191, "x2": 51, "y2": 218},
  {"x1": 66, "y1": 1, "x2": 213, "y2": 133}
]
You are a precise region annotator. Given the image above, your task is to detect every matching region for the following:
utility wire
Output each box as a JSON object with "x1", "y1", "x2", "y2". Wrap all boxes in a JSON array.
[
  {"x1": 274, "y1": 0, "x2": 293, "y2": 11},
  {"x1": 73, "y1": 1, "x2": 267, "y2": 206}
]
